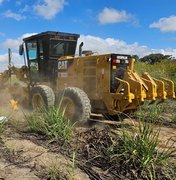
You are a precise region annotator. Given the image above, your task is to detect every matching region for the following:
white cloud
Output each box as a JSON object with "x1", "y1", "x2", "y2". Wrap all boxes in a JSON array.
[
  {"x1": 0, "y1": 54, "x2": 8, "y2": 63},
  {"x1": 1, "y1": 33, "x2": 176, "y2": 72},
  {"x1": 0, "y1": 0, "x2": 4, "y2": 4},
  {"x1": 2, "y1": 39, "x2": 21, "y2": 49},
  {"x1": 4, "y1": 10, "x2": 26, "y2": 21},
  {"x1": 98, "y1": 7, "x2": 131, "y2": 25},
  {"x1": 150, "y1": 16, "x2": 176, "y2": 32},
  {"x1": 77, "y1": 35, "x2": 176, "y2": 58},
  {"x1": 34, "y1": 0, "x2": 66, "y2": 20},
  {"x1": 1, "y1": 33, "x2": 37, "y2": 50},
  {"x1": 0, "y1": 52, "x2": 23, "y2": 72},
  {"x1": 0, "y1": 33, "x2": 37, "y2": 71}
]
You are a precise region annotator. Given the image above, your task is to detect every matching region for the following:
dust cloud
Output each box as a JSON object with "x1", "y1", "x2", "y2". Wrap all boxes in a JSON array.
[{"x1": 0, "y1": 87, "x2": 30, "y2": 130}]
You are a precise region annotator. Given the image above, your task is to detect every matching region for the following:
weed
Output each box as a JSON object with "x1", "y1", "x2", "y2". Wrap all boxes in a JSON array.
[
  {"x1": 37, "y1": 163, "x2": 67, "y2": 180},
  {"x1": 0, "y1": 122, "x2": 5, "y2": 136},
  {"x1": 27, "y1": 106, "x2": 73, "y2": 145},
  {"x1": 135, "y1": 101, "x2": 164, "y2": 122},
  {"x1": 171, "y1": 114, "x2": 176, "y2": 123},
  {"x1": 135, "y1": 100, "x2": 176, "y2": 125},
  {"x1": 108, "y1": 120, "x2": 176, "y2": 179},
  {"x1": 70, "y1": 148, "x2": 77, "y2": 174},
  {"x1": 47, "y1": 164, "x2": 65, "y2": 180},
  {"x1": 135, "y1": 60, "x2": 176, "y2": 90},
  {"x1": 0, "y1": 116, "x2": 7, "y2": 137}
]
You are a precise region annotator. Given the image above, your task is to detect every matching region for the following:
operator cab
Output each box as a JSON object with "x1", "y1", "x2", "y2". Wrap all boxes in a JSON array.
[{"x1": 19, "y1": 31, "x2": 79, "y2": 84}]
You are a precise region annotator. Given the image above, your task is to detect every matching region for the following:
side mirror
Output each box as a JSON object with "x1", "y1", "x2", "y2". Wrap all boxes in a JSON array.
[
  {"x1": 19, "y1": 44, "x2": 24, "y2": 55},
  {"x1": 79, "y1": 42, "x2": 84, "y2": 56}
]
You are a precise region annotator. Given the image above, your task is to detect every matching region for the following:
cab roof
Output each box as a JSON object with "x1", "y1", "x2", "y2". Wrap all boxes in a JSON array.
[{"x1": 23, "y1": 31, "x2": 80, "y2": 42}]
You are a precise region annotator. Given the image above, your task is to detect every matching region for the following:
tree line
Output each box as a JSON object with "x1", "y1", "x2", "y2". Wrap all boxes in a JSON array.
[{"x1": 132, "y1": 53, "x2": 176, "y2": 64}]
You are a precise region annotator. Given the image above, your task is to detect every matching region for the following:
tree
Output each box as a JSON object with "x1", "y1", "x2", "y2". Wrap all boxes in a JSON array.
[
  {"x1": 139, "y1": 53, "x2": 173, "y2": 64},
  {"x1": 132, "y1": 54, "x2": 139, "y2": 62}
]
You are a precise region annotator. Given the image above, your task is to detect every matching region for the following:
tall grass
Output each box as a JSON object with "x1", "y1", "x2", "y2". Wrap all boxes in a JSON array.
[
  {"x1": 134, "y1": 102, "x2": 164, "y2": 122},
  {"x1": 109, "y1": 120, "x2": 176, "y2": 179},
  {"x1": 135, "y1": 100, "x2": 176, "y2": 124},
  {"x1": 0, "y1": 122, "x2": 5, "y2": 136},
  {"x1": 27, "y1": 106, "x2": 73, "y2": 145},
  {"x1": 0, "y1": 116, "x2": 7, "y2": 137},
  {"x1": 135, "y1": 60, "x2": 176, "y2": 90}
]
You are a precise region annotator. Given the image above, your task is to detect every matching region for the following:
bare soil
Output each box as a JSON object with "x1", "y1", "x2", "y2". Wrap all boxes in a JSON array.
[{"x1": 0, "y1": 131, "x2": 89, "y2": 180}]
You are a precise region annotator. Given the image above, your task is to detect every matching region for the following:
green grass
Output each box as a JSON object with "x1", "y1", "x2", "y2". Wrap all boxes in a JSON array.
[
  {"x1": 109, "y1": 120, "x2": 176, "y2": 179},
  {"x1": 26, "y1": 106, "x2": 73, "y2": 145},
  {"x1": 0, "y1": 122, "x2": 5, "y2": 136},
  {"x1": 135, "y1": 100, "x2": 176, "y2": 124},
  {"x1": 0, "y1": 116, "x2": 7, "y2": 138},
  {"x1": 47, "y1": 164, "x2": 65, "y2": 180},
  {"x1": 134, "y1": 101, "x2": 164, "y2": 122},
  {"x1": 135, "y1": 60, "x2": 176, "y2": 90}
]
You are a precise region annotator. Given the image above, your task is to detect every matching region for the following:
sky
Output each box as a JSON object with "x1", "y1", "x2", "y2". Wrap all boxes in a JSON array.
[{"x1": 0, "y1": 0, "x2": 176, "y2": 71}]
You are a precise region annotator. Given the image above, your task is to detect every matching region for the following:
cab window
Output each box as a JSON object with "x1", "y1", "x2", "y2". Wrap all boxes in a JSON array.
[
  {"x1": 26, "y1": 41, "x2": 37, "y2": 60},
  {"x1": 26, "y1": 41, "x2": 39, "y2": 80}
]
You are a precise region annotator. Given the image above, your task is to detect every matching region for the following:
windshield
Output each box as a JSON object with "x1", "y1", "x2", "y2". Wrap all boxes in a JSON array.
[{"x1": 49, "y1": 40, "x2": 77, "y2": 57}]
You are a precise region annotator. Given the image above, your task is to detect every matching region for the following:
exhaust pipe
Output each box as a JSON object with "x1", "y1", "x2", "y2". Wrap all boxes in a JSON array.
[{"x1": 79, "y1": 42, "x2": 84, "y2": 56}]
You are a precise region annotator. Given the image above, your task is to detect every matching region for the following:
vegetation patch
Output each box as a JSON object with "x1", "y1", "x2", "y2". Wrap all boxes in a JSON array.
[
  {"x1": 26, "y1": 106, "x2": 73, "y2": 145},
  {"x1": 135, "y1": 100, "x2": 176, "y2": 125},
  {"x1": 108, "y1": 121, "x2": 176, "y2": 179},
  {"x1": 0, "y1": 116, "x2": 8, "y2": 139},
  {"x1": 134, "y1": 102, "x2": 164, "y2": 122},
  {"x1": 36, "y1": 163, "x2": 68, "y2": 180},
  {"x1": 0, "y1": 122, "x2": 5, "y2": 136},
  {"x1": 24, "y1": 100, "x2": 176, "y2": 179},
  {"x1": 52, "y1": 123, "x2": 175, "y2": 179},
  {"x1": 135, "y1": 60, "x2": 176, "y2": 90}
]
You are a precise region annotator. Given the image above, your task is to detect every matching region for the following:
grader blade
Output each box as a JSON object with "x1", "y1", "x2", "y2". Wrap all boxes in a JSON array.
[
  {"x1": 111, "y1": 58, "x2": 175, "y2": 115},
  {"x1": 142, "y1": 73, "x2": 175, "y2": 100},
  {"x1": 141, "y1": 72, "x2": 157, "y2": 101},
  {"x1": 161, "y1": 78, "x2": 175, "y2": 98}
]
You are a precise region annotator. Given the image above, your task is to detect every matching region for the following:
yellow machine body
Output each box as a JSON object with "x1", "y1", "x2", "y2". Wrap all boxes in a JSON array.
[{"x1": 55, "y1": 54, "x2": 175, "y2": 115}]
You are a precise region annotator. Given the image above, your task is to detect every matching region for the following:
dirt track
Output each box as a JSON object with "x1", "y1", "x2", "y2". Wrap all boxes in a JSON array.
[{"x1": 0, "y1": 131, "x2": 89, "y2": 180}]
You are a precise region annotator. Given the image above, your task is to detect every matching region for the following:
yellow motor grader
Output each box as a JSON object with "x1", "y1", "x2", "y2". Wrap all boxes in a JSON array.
[{"x1": 0, "y1": 31, "x2": 175, "y2": 123}]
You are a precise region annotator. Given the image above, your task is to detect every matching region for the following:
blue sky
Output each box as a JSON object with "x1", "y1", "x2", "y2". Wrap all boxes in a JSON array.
[{"x1": 0, "y1": 0, "x2": 176, "y2": 71}]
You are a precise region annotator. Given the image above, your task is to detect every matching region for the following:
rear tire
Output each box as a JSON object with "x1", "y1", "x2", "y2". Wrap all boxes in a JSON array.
[
  {"x1": 30, "y1": 85, "x2": 55, "y2": 109},
  {"x1": 58, "y1": 87, "x2": 91, "y2": 124}
]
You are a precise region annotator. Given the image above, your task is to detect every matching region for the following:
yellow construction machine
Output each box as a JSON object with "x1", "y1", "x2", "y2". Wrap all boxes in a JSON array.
[{"x1": 0, "y1": 31, "x2": 175, "y2": 123}]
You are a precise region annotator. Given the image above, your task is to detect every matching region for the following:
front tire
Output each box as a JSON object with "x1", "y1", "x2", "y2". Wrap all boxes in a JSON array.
[
  {"x1": 58, "y1": 87, "x2": 91, "y2": 124},
  {"x1": 30, "y1": 85, "x2": 55, "y2": 109}
]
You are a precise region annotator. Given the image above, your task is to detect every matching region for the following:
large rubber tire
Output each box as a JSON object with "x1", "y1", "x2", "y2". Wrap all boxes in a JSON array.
[
  {"x1": 58, "y1": 87, "x2": 91, "y2": 124},
  {"x1": 30, "y1": 85, "x2": 55, "y2": 109}
]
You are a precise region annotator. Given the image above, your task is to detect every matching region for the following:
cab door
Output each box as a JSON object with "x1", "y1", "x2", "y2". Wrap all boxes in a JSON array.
[{"x1": 26, "y1": 40, "x2": 45, "y2": 83}]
